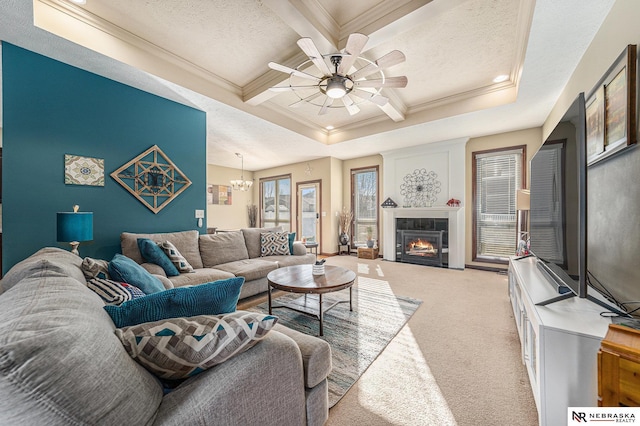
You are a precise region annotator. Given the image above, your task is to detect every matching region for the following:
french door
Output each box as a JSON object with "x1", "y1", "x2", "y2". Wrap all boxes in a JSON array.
[{"x1": 297, "y1": 180, "x2": 321, "y2": 250}]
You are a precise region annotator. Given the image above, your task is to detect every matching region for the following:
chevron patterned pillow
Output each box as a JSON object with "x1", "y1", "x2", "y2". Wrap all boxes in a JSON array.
[
  {"x1": 158, "y1": 241, "x2": 194, "y2": 272},
  {"x1": 260, "y1": 232, "x2": 290, "y2": 256},
  {"x1": 115, "y1": 311, "x2": 278, "y2": 380}
]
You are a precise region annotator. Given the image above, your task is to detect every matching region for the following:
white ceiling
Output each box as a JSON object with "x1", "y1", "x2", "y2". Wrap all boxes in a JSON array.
[{"x1": 0, "y1": 0, "x2": 616, "y2": 171}]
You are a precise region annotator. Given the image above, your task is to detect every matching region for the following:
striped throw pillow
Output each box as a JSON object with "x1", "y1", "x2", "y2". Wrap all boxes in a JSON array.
[
  {"x1": 115, "y1": 311, "x2": 278, "y2": 379},
  {"x1": 87, "y1": 278, "x2": 145, "y2": 305}
]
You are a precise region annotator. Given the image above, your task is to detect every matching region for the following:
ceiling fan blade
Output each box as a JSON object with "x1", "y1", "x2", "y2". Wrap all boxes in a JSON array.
[
  {"x1": 269, "y1": 85, "x2": 320, "y2": 92},
  {"x1": 297, "y1": 38, "x2": 333, "y2": 76},
  {"x1": 338, "y1": 33, "x2": 369, "y2": 75},
  {"x1": 350, "y1": 50, "x2": 406, "y2": 80},
  {"x1": 342, "y1": 95, "x2": 360, "y2": 115},
  {"x1": 319, "y1": 96, "x2": 333, "y2": 115},
  {"x1": 352, "y1": 89, "x2": 389, "y2": 106},
  {"x1": 289, "y1": 92, "x2": 323, "y2": 107},
  {"x1": 268, "y1": 62, "x2": 321, "y2": 82},
  {"x1": 354, "y1": 76, "x2": 408, "y2": 88}
]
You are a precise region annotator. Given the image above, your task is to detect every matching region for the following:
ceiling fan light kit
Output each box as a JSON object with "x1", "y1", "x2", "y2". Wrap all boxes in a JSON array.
[{"x1": 269, "y1": 33, "x2": 407, "y2": 116}]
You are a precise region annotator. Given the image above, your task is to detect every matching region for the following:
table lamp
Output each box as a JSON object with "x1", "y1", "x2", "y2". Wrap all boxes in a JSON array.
[{"x1": 57, "y1": 205, "x2": 93, "y2": 255}]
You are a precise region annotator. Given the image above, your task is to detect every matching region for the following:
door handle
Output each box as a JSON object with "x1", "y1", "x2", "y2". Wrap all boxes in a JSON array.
[{"x1": 316, "y1": 213, "x2": 319, "y2": 219}]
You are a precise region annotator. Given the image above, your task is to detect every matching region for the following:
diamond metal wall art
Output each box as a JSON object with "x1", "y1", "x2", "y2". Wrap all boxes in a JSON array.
[
  {"x1": 400, "y1": 169, "x2": 441, "y2": 207},
  {"x1": 111, "y1": 145, "x2": 192, "y2": 214}
]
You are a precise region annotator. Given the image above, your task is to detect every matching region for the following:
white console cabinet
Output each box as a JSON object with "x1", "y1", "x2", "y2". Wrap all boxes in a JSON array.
[{"x1": 508, "y1": 257, "x2": 611, "y2": 426}]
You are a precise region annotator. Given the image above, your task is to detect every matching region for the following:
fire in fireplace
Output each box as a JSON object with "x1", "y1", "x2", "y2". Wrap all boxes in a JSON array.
[
  {"x1": 406, "y1": 238, "x2": 438, "y2": 257},
  {"x1": 395, "y1": 217, "x2": 448, "y2": 267}
]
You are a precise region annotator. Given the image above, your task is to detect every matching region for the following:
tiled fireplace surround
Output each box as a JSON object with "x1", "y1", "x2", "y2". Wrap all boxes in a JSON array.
[{"x1": 381, "y1": 138, "x2": 467, "y2": 270}]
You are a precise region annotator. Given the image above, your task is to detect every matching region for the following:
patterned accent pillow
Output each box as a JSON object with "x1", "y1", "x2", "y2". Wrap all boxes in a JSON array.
[
  {"x1": 158, "y1": 241, "x2": 194, "y2": 273},
  {"x1": 87, "y1": 278, "x2": 145, "y2": 305},
  {"x1": 137, "y1": 238, "x2": 180, "y2": 277},
  {"x1": 103, "y1": 277, "x2": 245, "y2": 328},
  {"x1": 115, "y1": 311, "x2": 278, "y2": 380},
  {"x1": 260, "y1": 232, "x2": 290, "y2": 256},
  {"x1": 81, "y1": 257, "x2": 110, "y2": 280}
]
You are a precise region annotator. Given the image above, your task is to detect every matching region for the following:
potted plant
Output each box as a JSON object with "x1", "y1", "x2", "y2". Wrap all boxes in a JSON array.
[
  {"x1": 366, "y1": 226, "x2": 374, "y2": 248},
  {"x1": 338, "y1": 207, "x2": 353, "y2": 245}
]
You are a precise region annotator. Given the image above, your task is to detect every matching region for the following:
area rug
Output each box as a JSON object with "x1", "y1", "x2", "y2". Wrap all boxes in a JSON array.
[{"x1": 249, "y1": 278, "x2": 422, "y2": 407}]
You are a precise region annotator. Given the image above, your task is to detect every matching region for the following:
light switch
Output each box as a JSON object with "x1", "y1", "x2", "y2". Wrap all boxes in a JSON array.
[
  {"x1": 322, "y1": 212, "x2": 326, "y2": 217},
  {"x1": 195, "y1": 209, "x2": 205, "y2": 218}
]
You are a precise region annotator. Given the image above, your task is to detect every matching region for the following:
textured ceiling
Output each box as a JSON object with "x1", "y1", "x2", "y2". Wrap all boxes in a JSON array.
[{"x1": 0, "y1": 0, "x2": 617, "y2": 170}]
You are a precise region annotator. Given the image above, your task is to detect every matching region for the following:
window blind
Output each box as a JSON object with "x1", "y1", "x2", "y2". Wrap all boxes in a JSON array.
[{"x1": 475, "y1": 148, "x2": 523, "y2": 260}]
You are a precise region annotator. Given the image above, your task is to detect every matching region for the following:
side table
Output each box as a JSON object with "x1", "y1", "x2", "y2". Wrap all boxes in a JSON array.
[
  {"x1": 338, "y1": 244, "x2": 350, "y2": 255},
  {"x1": 304, "y1": 242, "x2": 319, "y2": 259}
]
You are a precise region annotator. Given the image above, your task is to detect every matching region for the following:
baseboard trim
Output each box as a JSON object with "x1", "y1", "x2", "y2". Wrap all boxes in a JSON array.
[{"x1": 465, "y1": 263, "x2": 507, "y2": 273}]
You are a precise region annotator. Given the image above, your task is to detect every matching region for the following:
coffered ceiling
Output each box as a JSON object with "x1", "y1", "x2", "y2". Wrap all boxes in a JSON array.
[{"x1": 0, "y1": 0, "x2": 617, "y2": 170}]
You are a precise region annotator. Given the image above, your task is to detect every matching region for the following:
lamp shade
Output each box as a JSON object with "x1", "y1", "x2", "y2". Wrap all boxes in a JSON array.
[{"x1": 57, "y1": 212, "x2": 93, "y2": 242}]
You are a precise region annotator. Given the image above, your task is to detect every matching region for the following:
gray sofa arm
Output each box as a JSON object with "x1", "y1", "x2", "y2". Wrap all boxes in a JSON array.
[
  {"x1": 154, "y1": 330, "x2": 307, "y2": 426},
  {"x1": 292, "y1": 241, "x2": 308, "y2": 256},
  {"x1": 273, "y1": 324, "x2": 332, "y2": 388}
]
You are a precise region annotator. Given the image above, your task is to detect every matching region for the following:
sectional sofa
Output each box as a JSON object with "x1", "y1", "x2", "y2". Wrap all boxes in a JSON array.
[
  {"x1": 0, "y1": 247, "x2": 331, "y2": 425},
  {"x1": 120, "y1": 227, "x2": 316, "y2": 300}
]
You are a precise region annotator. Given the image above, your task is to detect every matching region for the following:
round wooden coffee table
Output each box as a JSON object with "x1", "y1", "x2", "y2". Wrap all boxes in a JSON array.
[{"x1": 267, "y1": 264, "x2": 356, "y2": 336}]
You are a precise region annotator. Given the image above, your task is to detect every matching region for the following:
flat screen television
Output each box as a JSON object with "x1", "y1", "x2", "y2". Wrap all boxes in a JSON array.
[
  {"x1": 529, "y1": 93, "x2": 630, "y2": 315},
  {"x1": 528, "y1": 93, "x2": 587, "y2": 304}
]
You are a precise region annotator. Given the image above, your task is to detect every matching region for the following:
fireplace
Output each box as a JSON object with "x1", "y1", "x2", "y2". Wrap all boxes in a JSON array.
[{"x1": 396, "y1": 218, "x2": 448, "y2": 267}]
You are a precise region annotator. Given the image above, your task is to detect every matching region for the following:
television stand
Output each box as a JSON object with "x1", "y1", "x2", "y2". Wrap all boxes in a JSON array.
[
  {"x1": 508, "y1": 256, "x2": 610, "y2": 425},
  {"x1": 535, "y1": 291, "x2": 575, "y2": 306}
]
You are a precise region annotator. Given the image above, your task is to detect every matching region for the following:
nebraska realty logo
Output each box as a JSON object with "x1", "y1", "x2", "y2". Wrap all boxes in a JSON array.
[{"x1": 569, "y1": 407, "x2": 640, "y2": 423}]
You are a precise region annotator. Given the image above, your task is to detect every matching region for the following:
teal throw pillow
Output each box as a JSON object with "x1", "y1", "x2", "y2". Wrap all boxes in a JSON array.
[
  {"x1": 137, "y1": 238, "x2": 180, "y2": 277},
  {"x1": 288, "y1": 232, "x2": 296, "y2": 254},
  {"x1": 104, "y1": 277, "x2": 245, "y2": 328},
  {"x1": 108, "y1": 254, "x2": 165, "y2": 295}
]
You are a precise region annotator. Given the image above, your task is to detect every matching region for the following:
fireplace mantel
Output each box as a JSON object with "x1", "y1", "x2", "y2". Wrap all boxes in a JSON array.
[{"x1": 382, "y1": 206, "x2": 465, "y2": 269}]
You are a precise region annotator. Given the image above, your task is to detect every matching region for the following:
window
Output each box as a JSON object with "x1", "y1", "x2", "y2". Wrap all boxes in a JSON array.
[
  {"x1": 473, "y1": 146, "x2": 525, "y2": 262},
  {"x1": 351, "y1": 167, "x2": 378, "y2": 247},
  {"x1": 260, "y1": 175, "x2": 291, "y2": 230}
]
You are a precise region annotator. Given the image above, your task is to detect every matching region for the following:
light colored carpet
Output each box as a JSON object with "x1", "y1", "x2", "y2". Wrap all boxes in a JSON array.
[
  {"x1": 239, "y1": 256, "x2": 538, "y2": 426},
  {"x1": 322, "y1": 256, "x2": 538, "y2": 426},
  {"x1": 248, "y1": 280, "x2": 421, "y2": 407}
]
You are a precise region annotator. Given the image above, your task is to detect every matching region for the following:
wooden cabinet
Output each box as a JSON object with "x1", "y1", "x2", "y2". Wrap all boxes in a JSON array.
[
  {"x1": 598, "y1": 324, "x2": 640, "y2": 406},
  {"x1": 509, "y1": 257, "x2": 611, "y2": 425}
]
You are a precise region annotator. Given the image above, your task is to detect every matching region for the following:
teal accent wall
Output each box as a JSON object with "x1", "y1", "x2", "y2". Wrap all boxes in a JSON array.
[{"x1": 2, "y1": 43, "x2": 207, "y2": 272}]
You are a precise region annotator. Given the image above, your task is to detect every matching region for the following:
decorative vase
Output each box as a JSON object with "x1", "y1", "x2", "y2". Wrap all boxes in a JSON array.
[
  {"x1": 366, "y1": 239, "x2": 374, "y2": 248},
  {"x1": 339, "y1": 232, "x2": 349, "y2": 245}
]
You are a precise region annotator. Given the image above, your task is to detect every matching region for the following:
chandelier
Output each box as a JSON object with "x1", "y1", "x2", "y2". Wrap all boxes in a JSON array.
[{"x1": 229, "y1": 153, "x2": 253, "y2": 191}]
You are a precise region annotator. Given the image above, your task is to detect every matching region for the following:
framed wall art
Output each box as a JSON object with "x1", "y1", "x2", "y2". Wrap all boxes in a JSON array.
[
  {"x1": 65, "y1": 154, "x2": 105, "y2": 186},
  {"x1": 586, "y1": 44, "x2": 637, "y2": 166},
  {"x1": 207, "y1": 184, "x2": 232, "y2": 205}
]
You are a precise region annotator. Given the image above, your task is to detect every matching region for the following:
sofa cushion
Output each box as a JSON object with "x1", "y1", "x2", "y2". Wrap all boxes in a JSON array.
[
  {"x1": 121, "y1": 230, "x2": 204, "y2": 269},
  {"x1": 86, "y1": 278, "x2": 145, "y2": 305},
  {"x1": 262, "y1": 253, "x2": 316, "y2": 267},
  {"x1": 0, "y1": 252, "x2": 162, "y2": 425},
  {"x1": 168, "y1": 268, "x2": 235, "y2": 288},
  {"x1": 0, "y1": 247, "x2": 86, "y2": 295},
  {"x1": 137, "y1": 238, "x2": 180, "y2": 276},
  {"x1": 81, "y1": 256, "x2": 111, "y2": 280},
  {"x1": 242, "y1": 227, "x2": 283, "y2": 259},
  {"x1": 116, "y1": 311, "x2": 278, "y2": 380},
  {"x1": 199, "y1": 232, "x2": 249, "y2": 267},
  {"x1": 261, "y1": 231, "x2": 291, "y2": 256},
  {"x1": 158, "y1": 240, "x2": 195, "y2": 273},
  {"x1": 288, "y1": 232, "x2": 296, "y2": 253},
  {"x1": 108, "y1": 254, "x2": 165, "y2": 295},
  {"x1": 214, "y1": 259, "x2": 279, "y2": 282},
  {"x1": 104, "y1": 277, "x2": 245, "y2": 328}
]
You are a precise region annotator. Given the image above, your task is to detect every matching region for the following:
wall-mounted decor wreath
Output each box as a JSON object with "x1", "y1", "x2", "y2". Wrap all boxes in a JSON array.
[{"x1": 400, "y1": 169, "x2": 441, "y2": 207}]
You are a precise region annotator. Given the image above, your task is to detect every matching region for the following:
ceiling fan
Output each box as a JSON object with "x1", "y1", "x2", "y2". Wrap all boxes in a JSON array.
[{"x1": 268, "y1": 33, "x2": 407, "y2": 116}]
